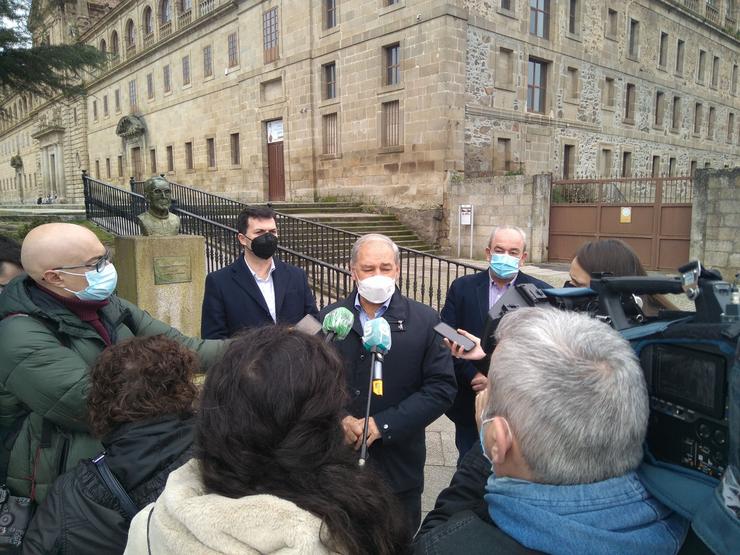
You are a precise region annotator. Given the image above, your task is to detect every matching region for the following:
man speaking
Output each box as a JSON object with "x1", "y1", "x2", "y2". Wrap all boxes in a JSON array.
[{"x1": 319, "y1": 234, "x2": 456, "y2": 531}]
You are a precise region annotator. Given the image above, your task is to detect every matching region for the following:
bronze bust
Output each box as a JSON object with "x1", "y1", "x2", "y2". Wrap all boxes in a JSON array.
[{"x1": 137, "y1": 176, "x2": 180, "y2": 236}]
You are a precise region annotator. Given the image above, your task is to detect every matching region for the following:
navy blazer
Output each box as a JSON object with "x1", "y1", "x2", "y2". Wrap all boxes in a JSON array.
[
  {"x1": 440, "y1": 270, "x2": 552, "y2": 427},
  {"x1": 201, "y1": 256, "x2": 318, "y2": 339}
]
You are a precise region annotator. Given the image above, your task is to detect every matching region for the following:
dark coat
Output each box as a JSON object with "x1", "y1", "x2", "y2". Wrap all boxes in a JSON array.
[
  {"x1": 201, "y1": 256, "x2": 318, "y2": 339},
  {"x1": 440, "y1": 271, "x2": 551, "y2": 428},
  {"x1": 22, "y1": 415, "x2": 194, "y2": 555},
  {"x1": 319, "y1": 290, "x2": 456, "y2": 494}
]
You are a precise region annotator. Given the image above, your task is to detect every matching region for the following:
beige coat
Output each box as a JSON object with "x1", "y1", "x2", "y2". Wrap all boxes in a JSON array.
[{"x1": 124, "y1": 459, "x2": 339, "y2": 555}]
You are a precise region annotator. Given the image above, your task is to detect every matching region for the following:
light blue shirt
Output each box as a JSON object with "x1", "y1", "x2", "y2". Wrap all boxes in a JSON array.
[
  {"x1": 354, "y1": 293, "x2": 391, "y2": 330},
  {"x1": 489, "y1": 272, "x2": 517, "y2": 308}
]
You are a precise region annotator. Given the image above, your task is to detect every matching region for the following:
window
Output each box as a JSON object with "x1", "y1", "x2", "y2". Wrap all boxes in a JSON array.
[
  {"x1": 115, "y1": 89, "x2": 121, "y2": 112},
  {"x1": 324, "y1": 0, "x2": 337, "y2": 29},
  {"x1": 105, "y1": 158, "x2": 111, "y2": 179},
  {"x1": 129, "y1": 80, "x2": 137, "y2": 109},
  {"x1": 263, "y1": 8, "x2": 279, "y2": 63},
  {"x1": 185, "y1": 141, "x2": 193, "y2": 169},
  {"x1": 181, "y1": 0, "x2": 192, "y2": 12},
  {"x1": 381, "y1": 100, "x2": 400, "y2": 147},
  {"x1": 166, "y1": 145, "x2": 174, "y2": 171},
  {"x1": 658, "y1": 32, "x2": 668, "y2": 68},
  {"x1": 228, "y1": 32, "x2": 239, "y2": 68},
  {"x1": 206, "y1": 138, "x2": 216, "y2": 168},
  {"x1": 529, "y1": 0, "x2": 550, "y2": 39},
  {"x1": 605, "y1": 8, "x2": 617, "y2": 39},
  {"x1": 567, "y1": 67, "x2": 579, "y2": 100},
  {"x1": 675, "y1": 39, "x2": 685, "y2": 75},
  {"x1": 495, "y1": 47, "x2": 514, "y2": 89},
  {"x1": 628, "y1": 19, "x2": 640, "y2": 59},
  {"x1": 694, "y1": 103, "x2": 702, "y2": 134},
  {"x1": 711, "y1": 56, "x2": 719, "y2": 88},
  {"x1": 163, "y1": 65, "x2": 171, "y2": 92},
  {"x1": 651, "y1": 155, "x2": 661, "y2": 177},
  {"x1": 697, "y1": 50, "x2": 706, "y2": 83},
  {"x1": 182, "y1": 55, "x2": 190, "y2": 86},
  {"x1": 160, "y1": 0, "x2": 172, "y2": 24},
  {"x1": 323, "y1": 62, "x2": 336, "y2": 100},
  {"x1": 603, "y1": 76, "x2": 615, "y2": 108},
  {"x1": 103, "y1": 95, "x2": 109, "y2": 116},
  {"x1": 562, "y1": 144, "x2": 575, "y2": 179},
  {"x1": 527, "y1": 58, "x2": 548, "y2": 114},
  {"x1": 671, "y1": 96, "x2": 681, "y2": 130},
  {"x1": 654, "y1": 91, "x2": 665, "y2": 126},
  {"x1": 95, "y1": 160, "x2": 100, "y2": 178},
  {"x1": 690, "y1": 160, "x2": 697, "y2": 177},
  {"x1": 668, "y1": 157, "x2": 677, "y2": 177},
  {"x1": 92, "y1": 100, "x2": 98, "y2": 120},
  {"x1": 386, "y1": 0, "x2": 400, "y2": 5},
  {"x1": 117, "y1": 155, "x2": 123, "y2": 177},
  {"x1": 99, "y1": 38, "x2": 107, "y2": 54},
  {"x1": 149, "y1": 148, "x2": 156, "y2": 173},
  {"x1": 621, "y1": 151, "x2": 632, "y2": 177},
  {"x1": 322, "y1": 113, "x2": 338, "y2": 155},
  {"x1": 147, "y1": 73, "x2": 154, "y2": 99},
  {"x1": 494, "y1": 137, "x2": 512, "y2": 173},
  {"x1": 230, "y1": 133, "x2": 240, "y2": 165},
  {"x1": 203, "y1": 45, "x2": 213, "y2": 78},
  {"x1": 567, "y1": 0, "x2": 580, "y2": 35},
  {"x1": 707, "y1": 107, "x2": 715, "y2": 139},
  {"x1": 728, "y1": 113, "x2": 735, "y2": 143},
  {"x1": 600, "y1": 148, "x2": 613, "y2": 177},
  {"x1": 125, "y1": 20, "x2": 136, "y2": 50},
  {"x1": 501, "y1": 0, "x2": 512, "y2": 10},
  {"x1": 111, "y1": 31, "x2": 119, "y2": 58},
  {"x1": 624, "y1": 83, "x2": 636, "y2": 122},
  {"x1": 384, "y1": 43, "x2": 400, "y2": 86},
  {"x1": 144, "y1": 7, "x2": 153, "y2": 35},
  {"x1": 732, "y1": 64, "x2": 738, "y2": 95},
  {"x1": 704, "y1": 162, "x2": 711, "y2": 169}
]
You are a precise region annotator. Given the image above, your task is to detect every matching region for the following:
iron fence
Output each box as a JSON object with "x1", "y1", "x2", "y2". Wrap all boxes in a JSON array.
[
  {"x1": 551, "y1": 176, "x2": 693, "y2": 205},
  {"x1": 128, "y1": 175, "x2": 482, "y2": 311}
]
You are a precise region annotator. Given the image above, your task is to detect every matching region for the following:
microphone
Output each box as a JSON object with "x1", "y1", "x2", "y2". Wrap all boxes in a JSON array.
[
  {"x1": 359, "y1": 318, "x2": 392, "y2": 467},
  {"x1": 321, "y1": 307, "x2": 355, "y2": 342}
]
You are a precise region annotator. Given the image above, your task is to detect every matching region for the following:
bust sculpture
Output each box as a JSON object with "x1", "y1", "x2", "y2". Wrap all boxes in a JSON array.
[{"x1": 137, "y1": 176, "x2": 180, "y2": 236}]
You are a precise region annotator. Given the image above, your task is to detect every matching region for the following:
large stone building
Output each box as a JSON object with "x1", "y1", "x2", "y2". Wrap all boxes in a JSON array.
[{"x1": 2, "y1": 0, "x2": 739, "y2": 216}]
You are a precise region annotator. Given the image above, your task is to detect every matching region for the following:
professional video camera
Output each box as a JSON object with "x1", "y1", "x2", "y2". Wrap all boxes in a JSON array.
[{"x1": 480, "y1": 261, "x2": 740, "y2": 553}]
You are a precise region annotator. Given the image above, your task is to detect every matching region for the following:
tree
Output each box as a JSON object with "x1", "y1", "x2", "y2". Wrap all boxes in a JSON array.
[{"x1": 0, "y1": 0, "x2": 106, "y2": 100}]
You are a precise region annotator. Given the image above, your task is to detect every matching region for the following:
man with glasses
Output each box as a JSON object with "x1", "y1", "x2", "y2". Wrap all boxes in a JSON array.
[
  {"x1": 0, "y1": 223, "x2": 224, "y2": 503},
  {"x1": 137, "y1": 176, "x2": 180, "y2": 236}
]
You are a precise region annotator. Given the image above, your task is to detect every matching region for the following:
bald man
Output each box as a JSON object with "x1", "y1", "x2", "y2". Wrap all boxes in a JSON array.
[{"x1": 0, "y1": 223, "x2": 224, "y2": 503}]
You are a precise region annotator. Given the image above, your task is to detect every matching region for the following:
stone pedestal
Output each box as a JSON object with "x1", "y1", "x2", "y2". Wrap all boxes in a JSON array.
[{"x1": 115, "y1": 235, "x2": 206, "y2": 338}]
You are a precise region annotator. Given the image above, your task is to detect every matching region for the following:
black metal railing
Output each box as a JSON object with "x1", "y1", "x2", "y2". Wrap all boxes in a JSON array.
[{"x1": 104, "y1": 174, "x2": 482, "y2": 311}]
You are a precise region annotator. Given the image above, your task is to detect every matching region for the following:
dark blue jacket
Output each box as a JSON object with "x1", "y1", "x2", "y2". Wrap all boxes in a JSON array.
[
  {"x1": 440, "y1": 270, "x2": 551, "y2": 427},
  {"x1": 201, "y1": 256, "x2": 318, "y2": 339}
]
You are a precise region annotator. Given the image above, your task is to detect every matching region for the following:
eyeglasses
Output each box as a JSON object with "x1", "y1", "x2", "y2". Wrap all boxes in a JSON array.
[{"x1": 53, "y1": 249, "x2": 112, "y2": 273}]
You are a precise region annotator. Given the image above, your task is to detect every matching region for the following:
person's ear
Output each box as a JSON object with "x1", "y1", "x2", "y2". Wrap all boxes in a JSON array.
[
  {"x1": 519, "y1": 251, "x2": 528, "y2": 266},
  {"x1": 485, "y1": 246, "x2": 492, "y2": 261},
  {"x1": 42, "y1": 270, "x2": 65, "y2": 287},
  {"x1": 237, "y1": 233, "x2": 249, "y2": 247},
  {"x1": 490, "y1": 417, "x2": 513, "y2": 465}
]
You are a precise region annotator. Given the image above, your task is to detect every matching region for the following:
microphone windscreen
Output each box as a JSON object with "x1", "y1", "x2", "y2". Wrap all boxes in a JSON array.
[
  {"x1": 322, "y1": 307, "x2": 355, "y2": 340},
  {"x1": 362, "y1": 318, "x2": 392, "y2": 353}
]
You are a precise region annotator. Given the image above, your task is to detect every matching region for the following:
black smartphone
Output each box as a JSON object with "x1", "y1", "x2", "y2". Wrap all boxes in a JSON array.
[{"x1": 433, "y1": 322, "x2": 476, "y2": 352}]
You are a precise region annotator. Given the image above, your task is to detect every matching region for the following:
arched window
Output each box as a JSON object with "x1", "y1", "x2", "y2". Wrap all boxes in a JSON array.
[
  {"x1": 181, "y1": 0, "x2": 191, "y2": 12},
  {"x1": 160, "y1": 0, "x2": 172, "y2": 24},
  {"x1": 100, "y1": 38, "x2": 107, "y2": 53},
  {"x1": 143, "y1": 6, "x2": 153, "y2": 35},
  {"x1": 125, "y1": 19, "x2": 136, "y2": 48},
  {"x1": 111, "y1": 31, "x2": 119, "y2": 57}
]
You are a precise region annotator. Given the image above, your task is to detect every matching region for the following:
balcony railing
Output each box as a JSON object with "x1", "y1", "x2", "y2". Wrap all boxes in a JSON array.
[
  {"x1": 126, "y1": 43, "x2": 136, "y2": 57},
  {"x1": 159, "y1": 20, "x2": 172, "y2": 38},
  {"x1": 178, "y1": 9, "x2": 192, "y2": 28},
  {"x1": 199, "y1": 0, "x2": 215, "y2": 16},
  {"x1": 705, "y1": 2, "x2": 721, "y2": 24},
  {"x1": 143, "y1": 33, "x2": 155, "y2": 49}
]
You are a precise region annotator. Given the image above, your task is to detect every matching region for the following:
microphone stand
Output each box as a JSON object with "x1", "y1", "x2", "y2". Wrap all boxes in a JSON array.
[{"x1": 359, "y1": 349, "x2": 381, "y2": 466}]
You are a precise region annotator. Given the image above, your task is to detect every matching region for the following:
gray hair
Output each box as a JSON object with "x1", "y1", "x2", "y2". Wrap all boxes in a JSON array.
[
  {"x1": 350, "y1": 234, "x2": 400, "y2": 267},
  {"x1": 143, "y1": 175, "x2": 170, "y2": 195},
  {"x1": 488, "y1": 225, "x2": 527, "y2": 253},
  {"x1": 485, "y1": 307, "x2": 648, "y2": 485}
]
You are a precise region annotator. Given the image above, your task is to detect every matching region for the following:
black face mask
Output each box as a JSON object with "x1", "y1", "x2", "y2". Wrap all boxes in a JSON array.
[{"x1": 249, "y1": 233, "x2": 278, "y2": 259}]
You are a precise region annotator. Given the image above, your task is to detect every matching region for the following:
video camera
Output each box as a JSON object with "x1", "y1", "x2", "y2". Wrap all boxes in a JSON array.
[{"x1": 480, "y1": 261, "x2": 740, "y2": 480}]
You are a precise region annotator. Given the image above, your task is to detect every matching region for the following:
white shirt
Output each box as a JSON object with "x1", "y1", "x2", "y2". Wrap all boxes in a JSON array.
[{"x1": 245, "y1": 257, "x2": 277, "y2": 322}]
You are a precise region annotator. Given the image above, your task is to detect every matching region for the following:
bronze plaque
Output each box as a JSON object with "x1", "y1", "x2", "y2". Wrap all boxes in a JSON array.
[{"x1": 153, "y1": 256, "x2": 192, "y2": 285}]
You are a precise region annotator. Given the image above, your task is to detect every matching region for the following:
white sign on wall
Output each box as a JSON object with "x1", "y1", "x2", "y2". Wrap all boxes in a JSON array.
[{"x1": 267, "y1": 120, "x2": 284, "y2": 143}]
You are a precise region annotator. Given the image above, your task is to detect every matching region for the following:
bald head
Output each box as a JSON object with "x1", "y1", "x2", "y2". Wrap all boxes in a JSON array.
[{"x1": 22, "y1": 223, "x2": 104, "y2": 281}]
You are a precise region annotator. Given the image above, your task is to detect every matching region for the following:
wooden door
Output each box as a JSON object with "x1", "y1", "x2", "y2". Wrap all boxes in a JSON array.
[
  {"x1": 131, "y1": 147, "x2": 143, "y2": 181},
  {"x1": 267, "y1": 139, "x2": 285, "y2": 201}
]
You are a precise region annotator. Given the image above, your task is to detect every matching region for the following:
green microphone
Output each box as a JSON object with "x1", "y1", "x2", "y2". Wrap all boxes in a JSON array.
[{"x1": 321, "y1": 307, "x2": 355, "y2": 342}]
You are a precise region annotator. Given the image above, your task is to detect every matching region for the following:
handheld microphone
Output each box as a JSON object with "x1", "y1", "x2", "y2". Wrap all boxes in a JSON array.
[
  {"x1": 322, "y1": 307, "x2": 355, "y2": 342},
  {"x1": 359, "y1": 318, "x2": 392, "y2": 467}
]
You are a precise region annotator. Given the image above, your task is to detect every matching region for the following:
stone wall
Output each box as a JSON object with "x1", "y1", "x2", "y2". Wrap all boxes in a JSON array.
[
  {"x1": 690, "y1": 167, "x2": 740, "y2": 281},
  {"x1": 443, "y1": 172, "x2": 550, "y2": 263}
]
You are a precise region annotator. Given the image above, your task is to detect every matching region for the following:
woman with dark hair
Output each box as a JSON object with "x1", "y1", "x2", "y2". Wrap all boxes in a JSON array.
[
  {"x1": 125, "y1": 326, "x2": 409, "y2": 555},
  {"x1": 23, "y1": 335, "x2": 198, "y2": 555}
]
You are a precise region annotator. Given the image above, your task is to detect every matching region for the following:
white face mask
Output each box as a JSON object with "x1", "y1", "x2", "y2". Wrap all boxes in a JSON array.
[{"x1": 357, "y1": 275, "x2": 396, "y2": 304}]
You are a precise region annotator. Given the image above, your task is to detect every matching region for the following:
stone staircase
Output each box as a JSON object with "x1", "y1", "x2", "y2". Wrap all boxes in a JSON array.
[{"x1": 271, "y1": 201, "x2": 435, "y2": 253}]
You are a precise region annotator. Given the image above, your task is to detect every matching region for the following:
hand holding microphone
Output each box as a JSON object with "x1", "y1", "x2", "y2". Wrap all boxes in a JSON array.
[
  {"x1": 359, "y1": 318, "x2": 392, "y2": 466},
  {"x1": 322, "y1": 307, "x2": 355, "y2": 342}
]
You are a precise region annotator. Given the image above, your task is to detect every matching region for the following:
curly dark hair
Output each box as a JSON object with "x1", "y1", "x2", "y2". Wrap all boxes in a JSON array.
[
  {"x1": 88, "y1": 335, "x2": 198, "y2": 438},
  {"x1": 196, "y1": 326, "x2": 409, "y2": 555}
]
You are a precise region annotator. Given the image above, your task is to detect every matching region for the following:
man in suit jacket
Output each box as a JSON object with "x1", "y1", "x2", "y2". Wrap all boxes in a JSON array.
[
  {"x1": 441, "y1": 225, "x2": 551, "y2": 462},
  {"x1": 201, "y1": 206, "x2": 318, "y2": 339}
]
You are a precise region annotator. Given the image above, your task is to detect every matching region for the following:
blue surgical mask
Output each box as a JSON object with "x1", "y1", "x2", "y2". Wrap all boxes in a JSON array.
[
  {"x1": 60, "y1": 263, "x2": 118, "y2": 301},
  {"x1": 489, "y1": 253, "x2": 521, "y2": 280},
  {"x1": 479, "y1": 412, "x2": 495, "y2": 468}
]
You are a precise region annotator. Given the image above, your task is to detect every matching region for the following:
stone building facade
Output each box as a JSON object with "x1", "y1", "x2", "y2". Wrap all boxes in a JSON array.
[{"x1": 1, "y1": 0, "x2": 739, "y2": 217}]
